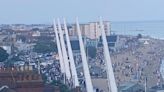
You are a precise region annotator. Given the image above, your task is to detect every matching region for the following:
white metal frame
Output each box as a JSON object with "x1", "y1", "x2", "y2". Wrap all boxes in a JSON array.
[
  {"x1": 53, "y1": 20, "x2": 65, "y2": 74},
  {"x1": 76, "y1": 18, "x2": 94, "y2": 92},
  {"x1": 57, "y1": 19, "x2": 71, "y2": 79},
  {"x1": 63, "y1": 18, "x2": 80, "y2": 87},
  {"x1": 100, "y1": 17, "x2": 118, "y2": 92}
]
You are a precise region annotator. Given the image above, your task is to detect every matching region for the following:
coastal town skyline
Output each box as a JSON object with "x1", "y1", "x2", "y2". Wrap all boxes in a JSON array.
[{"x1": 0, "y1": 0, "x2": 164, "y2": 92}]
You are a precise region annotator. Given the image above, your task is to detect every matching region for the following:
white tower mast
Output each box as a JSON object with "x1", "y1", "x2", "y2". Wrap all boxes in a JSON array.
[
  {"x1": 57, "y1": 19, "x2": 71, "y2": 80},
  {"x1": 100, "y1": 17, "x2": 118, "y2": 92},
  {"x1": 63, "y1": 18, "x2": 80, "y2": 87},
  {"x1": 53, "y1": 20, "x2": 65, "y2": 74},
  {"x1": 76, "y1": 18, "x2": 94, "y2": 92}
]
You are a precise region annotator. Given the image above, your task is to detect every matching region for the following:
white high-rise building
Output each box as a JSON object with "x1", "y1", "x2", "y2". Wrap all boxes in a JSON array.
[{"x1": 69, "y1": 21, "x2": 111, "y2": 39}]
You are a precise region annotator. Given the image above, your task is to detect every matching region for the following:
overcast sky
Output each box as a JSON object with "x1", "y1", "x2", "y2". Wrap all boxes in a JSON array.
[{"x1": 0, "y1": 0, "x2": 164, "y2": 24}]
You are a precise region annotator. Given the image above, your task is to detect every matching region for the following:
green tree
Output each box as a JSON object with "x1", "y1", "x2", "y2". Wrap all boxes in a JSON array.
[
  {"x1": 137, "y1": 34, "x2": 142, "y2": 39},
  {"x1": 0, "y1": 47, "x2": 9, "y2": 62},
  {"x1": 5, "y1": 55, "x2": 21, "y2": 67},
  {"x1": 33, "y1": 41, "x2": 57, "y2": 54}
]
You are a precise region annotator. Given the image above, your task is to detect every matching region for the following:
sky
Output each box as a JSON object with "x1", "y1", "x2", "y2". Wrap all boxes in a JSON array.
[{"x1": 0, "y1": 0, "x2": 164, "y2": 24}]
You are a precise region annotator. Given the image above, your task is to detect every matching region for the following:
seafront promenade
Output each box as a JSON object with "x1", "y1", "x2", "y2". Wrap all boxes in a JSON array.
[
  {"x1": 114, "y1": 37, "x2": 164, "y2": 88},
  {"x1": 90, "y1": 36, "x2": 164, "y2": 91}
]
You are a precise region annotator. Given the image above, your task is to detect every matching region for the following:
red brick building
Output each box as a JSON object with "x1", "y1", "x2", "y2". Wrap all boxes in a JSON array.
[{"x1": 0, "y1": 67, "x2": 59, "y2": 92}]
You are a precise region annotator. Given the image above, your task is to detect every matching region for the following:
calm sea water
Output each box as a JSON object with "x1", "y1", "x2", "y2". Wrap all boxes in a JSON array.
[{"x1": 111, "y1": 21, "x2": 164, "y2": 39}]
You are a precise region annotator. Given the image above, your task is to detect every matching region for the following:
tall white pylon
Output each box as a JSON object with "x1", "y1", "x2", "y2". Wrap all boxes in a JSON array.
[
  {"x1": 53, "y1": 20, "x2": 65, "y2": 74},
  {"x1": 63, "y1": 18, "x2": 80, "y2": 87},
  {"x1": 76, "y1": 18, "x2": 94, "y2": 92},
  {"x1": 57, "y1": 19, "x2": 71, "y2": 80},
  {"x1": 100, "y1": 17, "x2": 118, "y2": 92}
]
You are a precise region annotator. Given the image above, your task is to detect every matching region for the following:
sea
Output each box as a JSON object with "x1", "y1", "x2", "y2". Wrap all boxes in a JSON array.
[{"x1": 111, "y1": 21, "x2": 164, "y2": 40}]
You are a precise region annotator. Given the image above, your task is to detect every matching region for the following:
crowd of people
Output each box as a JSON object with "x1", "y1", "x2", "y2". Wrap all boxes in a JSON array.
[
  {"x1": 110, "y1": 38, "x2": 164, "y2": 88},
  {"x1": 38, "y1": 36, "x2": 164, "y2": 91}
]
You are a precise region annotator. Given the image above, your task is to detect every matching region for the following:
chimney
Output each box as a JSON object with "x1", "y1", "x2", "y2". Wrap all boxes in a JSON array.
[
  {"x1": 20, "y1": 66, "x2": 24, "y2": 71},
  {"x1": 17, "y1": 66, "x2": 20, "y2": 71},
  {"x1": 25, "y1": 65, "x2": 28, "y2": 71},
  {"x1": 29, "y1": 65, "x2": 33, "y2": 71}
]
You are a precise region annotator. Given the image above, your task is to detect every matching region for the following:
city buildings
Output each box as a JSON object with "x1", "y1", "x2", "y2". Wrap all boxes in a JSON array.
[{"x1": 68, "y1": 21, "x2": 111, "y2": 39}]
